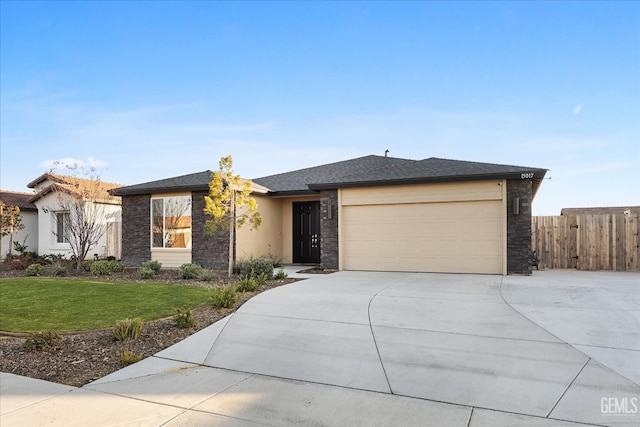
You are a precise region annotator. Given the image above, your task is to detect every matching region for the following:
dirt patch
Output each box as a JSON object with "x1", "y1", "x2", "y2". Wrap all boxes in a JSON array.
[{"x1": 0, "y1": 268, "x2": 298, "y2": 387}]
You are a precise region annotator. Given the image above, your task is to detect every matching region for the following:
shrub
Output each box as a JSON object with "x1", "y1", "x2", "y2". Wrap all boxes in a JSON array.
[
  {"x1": 198, "y1": 268, "x2": 216, "y2": 282},
  {"x1": 113, "y1": 318, "x2": 143, "y2": 341},
  {"x1": 25, "y1": 331, "x2": 61, "y2": 350},
  {"x1": 82, "y1": 260, "x2": 94, "y2": 272},
  {"x1": 24, "y1": 263, "x2": 45, "y2": 277},
  {"x1": 255, "y1": 272, "x2": 269, "y2": 285},
  {"x1": 120, "y1": 349, "x2": 144, "y2": 366},
  {"x1": 274, "y1": 268, "x2": 288, "y2": 280},
  {"x1": 235, "y1": 257, "x2": 274, "y2": 279},
  {"x1": 236, "y1": 276, "x2": 259, "y2": 293},
  {"x1": 111, "y1": 261, "x2": 125, "y2": 272},
  {"x1": 89, "y1": 260, "x2": 125, "y2": 275},
  {"x1": 50, "y1": 263, "x2": 68, "y2": 277},
  {"x1": 210, "y1": 286, "x2": 237, "y2": 308},
  {"x1": 141, "y1": 260, "x2": 162, "y2": 274},
  {"x1": 173, "y1": 309, "x2": 196, "y2": 329},
  {"x1": 179, "y1": 263, "x2": 203, "y2": 280},
  {"x1": 137, "y1": 267, "x2": 155, "y2": 279},
  {"x1": 90, "y1": 260, "x2": 113, "y2": 275}
]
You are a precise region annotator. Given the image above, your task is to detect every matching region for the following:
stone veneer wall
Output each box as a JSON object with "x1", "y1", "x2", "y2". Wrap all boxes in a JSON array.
[
  {"x1": 191, "y1": 190, "x2": 231, "y2": 269},
  {"x1": 121, "y1": 194, "x2": 151, "y2": 266},
  {"x1": 506, "y1": 180, "x2": 533, "y2": 275},
  {"x1": 320, "y1": 190, "x2": 339, "y2": 269}
]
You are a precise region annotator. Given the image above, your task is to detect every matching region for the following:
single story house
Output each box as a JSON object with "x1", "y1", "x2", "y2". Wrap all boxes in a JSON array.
[
  {"x1": 112, "y1": 155, "x2": 547, "y2": 275},
  {"x1": 27, "y1": 173, "x2": 123, "y2": 259},
  {"x1": 0, "y1": 191, "x2": 39, "y2": 256}
]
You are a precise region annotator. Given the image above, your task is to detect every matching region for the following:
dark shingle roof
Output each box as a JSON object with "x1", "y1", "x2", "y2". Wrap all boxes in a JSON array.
[
  {"x1": 255, "y1": 155, "x2": 547, "y2": 195},
  {"x1": 0, "y1": 191, "x2": 37, "y2": 211},
  {"x1": 112, "y1": 155, "x2": 548, "y2": 197},
  {"x1": 252, "y1": 155, "x2": 412, "y2": 193},
  {"x1": 112, "y1": 171, "x2": 214, "y2": 196}
]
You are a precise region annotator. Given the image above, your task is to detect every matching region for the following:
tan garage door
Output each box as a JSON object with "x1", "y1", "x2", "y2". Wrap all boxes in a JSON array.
[{"x1": 342, "y1": 199, "x2": 504, "y2": 274}]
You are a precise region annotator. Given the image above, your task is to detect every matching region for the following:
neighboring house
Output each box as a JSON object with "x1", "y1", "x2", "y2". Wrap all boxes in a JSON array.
[
  {"x1": 0, "y1": 191, "x2": 39, "y2": 256},
  {"x1": 113, "y1": 155, "x2": 547, "y2": 275},
  {"x1": 560, "y1": 206, "x2": 640, "y2": 216},
  {"x1": 27, "y1": 174, "x2": 122, "y2": 259}
]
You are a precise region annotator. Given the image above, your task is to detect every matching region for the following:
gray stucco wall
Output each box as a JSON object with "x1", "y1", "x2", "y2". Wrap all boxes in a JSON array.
[
  {"x1": 506, "y1": 180, "x2": 533, "y2": 275},
  {"x1": 320, "y1": 190, "x2": 339, "y2": 269},
  {"x1": 121, "y1": 194, "x2": 151, "y2": 266}
]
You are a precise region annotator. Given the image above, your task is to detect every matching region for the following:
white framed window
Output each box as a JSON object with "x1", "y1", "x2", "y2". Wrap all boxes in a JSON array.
[
  {"x1": 55, "y1": 212, "x2": 70, "y2": 243},
  {"x1": 151, "y1": 196, "x2": 192, "y2": 249}
]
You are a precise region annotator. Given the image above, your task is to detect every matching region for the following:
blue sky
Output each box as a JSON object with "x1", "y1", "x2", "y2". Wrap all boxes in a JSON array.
[{"x1": 1, "y1": 1, "x2": 638, "y2": 215}]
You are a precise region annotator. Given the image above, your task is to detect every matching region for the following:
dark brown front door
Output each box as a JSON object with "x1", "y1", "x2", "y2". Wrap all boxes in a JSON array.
[{"x1": 293, "y1": 201, "x2": 320, "y2": 264}]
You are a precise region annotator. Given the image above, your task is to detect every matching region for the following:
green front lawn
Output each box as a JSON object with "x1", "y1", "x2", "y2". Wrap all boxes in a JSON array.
[{"x1": 0, "y1": 278, "x2": 213, "y2": 332}]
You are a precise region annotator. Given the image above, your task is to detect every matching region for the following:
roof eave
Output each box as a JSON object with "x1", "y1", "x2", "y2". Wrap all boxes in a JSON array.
[
  {"x1": 112, "y1": 184, "x2": 210, "y2": 196},
  {"x1": 308, "y1": 170, "x2": 548, "y2": 191}
]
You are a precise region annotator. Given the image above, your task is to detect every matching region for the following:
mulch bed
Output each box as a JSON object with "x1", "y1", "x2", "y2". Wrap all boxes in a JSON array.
[{"x1": 0, "y1": 267, "x2": 298, "y2": 387}]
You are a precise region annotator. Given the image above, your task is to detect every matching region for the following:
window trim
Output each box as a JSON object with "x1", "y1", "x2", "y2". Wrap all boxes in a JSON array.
[
  {"x1": 55, "y1": 211, "x2": 70, "y2": 244},
  {"x1": 150, "y1": 195, "x2": 192, "y2": 250}
]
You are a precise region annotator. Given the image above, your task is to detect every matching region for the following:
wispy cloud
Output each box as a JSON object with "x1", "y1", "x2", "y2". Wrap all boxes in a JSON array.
[
  {"x1": 573, "y1": 104, "x2": 583, "y2": 115},
  {"x1": 39, "y1": 157, "x2": 109, "y2": 171}
]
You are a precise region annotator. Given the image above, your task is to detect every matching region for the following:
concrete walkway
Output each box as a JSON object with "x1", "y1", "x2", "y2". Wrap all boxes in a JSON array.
[{"x1": 1, "y1": 269, "x2": 639, "y2": 426}]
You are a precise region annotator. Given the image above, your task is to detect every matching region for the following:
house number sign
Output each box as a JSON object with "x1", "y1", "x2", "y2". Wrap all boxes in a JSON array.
[{"x1": 521, "y1": 172, "x2": 535, "y2": 179}]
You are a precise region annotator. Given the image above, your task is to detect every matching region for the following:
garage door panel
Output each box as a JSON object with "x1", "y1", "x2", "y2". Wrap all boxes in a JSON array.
[{"x1": 342, "y1": 200, "x2": 503, "y2": 274}]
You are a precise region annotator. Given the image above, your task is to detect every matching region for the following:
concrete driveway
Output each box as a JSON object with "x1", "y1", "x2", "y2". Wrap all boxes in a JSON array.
[{"x1": 2, "y1": 269, "x2": 639, "y2": 426}]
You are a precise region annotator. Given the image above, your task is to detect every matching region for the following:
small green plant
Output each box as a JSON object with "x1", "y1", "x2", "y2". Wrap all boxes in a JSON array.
[
  {"x1": 90, "y1": 260, "x2": 125, "y2": 275},
  {"x1": 137, "y1": 267, "x2": 155, "y2": 279},
  {"x1": 120, "y1": 349, "x2": 144, "y2": 366},
  {"x1": 273, "y1": 268, "x2": 288, "y2": 280},
  {"x1": 113, "y1": 318, "x2": 143, "y2": 341},
  {"x1": 24, "y1": 330, "x2": 61, "y2": 350},
  {"x1": 255, "y1": 272, "x2": 269, "y2": 285},
  {"x1": 12, "y1": 238, "x2": 29, "y2": 256},
  {"x1": 141, "y1": 260, "x2": 162, "y2": 274},
  {"x1": 82, "y1": 260, "x2": 94, "y2": 272},
  {"x1": 49, "y1": 263, "x2": 68, "y2": 277},
  {"x1": 179, "y1": 263, "x2": 203, "y2": 279},
  {"x1": 236, "y1": 276, "x2": 259, "y2": 293},
  {"x1": 24, "y1": 263, "x2": 45, "y2": 277},
  {"x1": 198, "y1": 268, "x2": 216, "y2": 282},
  {"x1": 90, "y1": 260, "x2": 113, "y2": 275},
  {"x1": 210, "y1": 286, "x2": 237, "y2": 308},
  {"x1": 173, "y1": 309, "x2": 196, "y2": 329},
  {"x1": 234, "y1": 257, "x2": 274, "y2": 279},
  {"x1": 111, "y1": 261, "x2": 125, "y2": 272}
]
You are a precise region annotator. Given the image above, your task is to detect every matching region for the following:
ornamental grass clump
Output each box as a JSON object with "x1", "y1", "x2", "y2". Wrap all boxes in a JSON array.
[
  {"x1": 113, "y1": 318, "x2": 143, "y2": 341},
  {"x1": 120, "y1": 349, "x2": 144, "y2": 366}
]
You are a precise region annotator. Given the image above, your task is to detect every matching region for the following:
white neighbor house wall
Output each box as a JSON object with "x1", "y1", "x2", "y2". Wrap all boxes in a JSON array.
[
  {"x1": 33, "y1": 192, "x2": 121, "y2": 259},
  {"x1": 1, "y1": 210, "x2": 38, "y2": 257}
]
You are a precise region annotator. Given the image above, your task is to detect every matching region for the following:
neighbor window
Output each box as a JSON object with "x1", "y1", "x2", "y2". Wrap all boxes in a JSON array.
[
  {"x1": 55, "y1": 212, "x2": 70, "y2": 243},
  {"x1": 151, "y1": 196, "x2": 192, "y2": 248}
]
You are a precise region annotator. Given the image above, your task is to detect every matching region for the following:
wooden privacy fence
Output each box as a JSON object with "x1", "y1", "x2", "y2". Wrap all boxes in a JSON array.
[{"x1": 532, "y1": 214, "x2": 640, "y2": 271}]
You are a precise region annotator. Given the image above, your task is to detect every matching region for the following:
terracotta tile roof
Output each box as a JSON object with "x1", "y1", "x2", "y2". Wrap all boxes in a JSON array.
[
  {"x1": 0, "y1": 191, "x2": 37, "y2": 211},
  {"x1": 28, "y1": 173, "x2": 122, "y2": 204}
]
